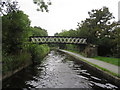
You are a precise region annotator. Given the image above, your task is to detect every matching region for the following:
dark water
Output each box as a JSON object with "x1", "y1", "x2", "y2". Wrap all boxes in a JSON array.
[{"x1": 2, "y1": 50, "x2": 120, "y2": 89}]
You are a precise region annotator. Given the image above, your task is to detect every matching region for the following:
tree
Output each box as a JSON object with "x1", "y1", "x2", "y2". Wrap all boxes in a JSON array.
[
  {"x1": 30, "y1": 26, "x2": 48, "y2": 36},
  {"x1": 2, "y1": 11, "x2": 31, "y2": 54},
  {"x1": 1, "y1": 0, "x2": 50, "y2": 54},
  {"x1": 0, "y1": 0, "x2": 19, "y2": 16},
  {"x1": 33, "y1": 0, "x2": 52, "y2": 12},
  {"x1": 111, "y1": 25, "x2": 120, "y2": 57},
  {"x1": 56, "y1": 7, "x2": 118, "y2": 56},
  {"x1": 58, "y1": 29, "x2": 78, "y2": 37},
  {"x1": 76, "y1": 7, "x2": 117, "y2": 56},
  {"x1": 0, "y1": 0, "x2": 51, "y2": 16},
  {"x1": 77, "y1": 7, "x2": 115, "y2": 43},
  {"x1": 54, "y1": 33, "x2": 59, "y2": 36}
]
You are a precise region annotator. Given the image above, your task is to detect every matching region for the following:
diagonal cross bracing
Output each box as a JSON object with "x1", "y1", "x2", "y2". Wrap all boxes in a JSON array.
[{"x1": 30, "y1": 36, "x2": 87, "y2": 44}]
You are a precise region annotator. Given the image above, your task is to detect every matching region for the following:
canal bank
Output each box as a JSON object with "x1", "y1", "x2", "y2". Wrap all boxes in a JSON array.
[
  {"x1": 2, "y1": 62, "x2": 32, "y2": 81},
  {"x1": 58, "y1": 49, "x2": 120, "y2": 87}
]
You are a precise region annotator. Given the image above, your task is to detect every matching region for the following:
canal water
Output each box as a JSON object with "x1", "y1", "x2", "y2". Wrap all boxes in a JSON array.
[{"x1": 2, "y1": 50, "x2": 120, "y2": 89}]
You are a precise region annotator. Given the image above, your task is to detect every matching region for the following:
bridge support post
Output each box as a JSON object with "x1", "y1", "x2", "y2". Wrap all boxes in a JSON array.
[{"x1": 84, "y1": 44, "x2": 98, "y2": 57}]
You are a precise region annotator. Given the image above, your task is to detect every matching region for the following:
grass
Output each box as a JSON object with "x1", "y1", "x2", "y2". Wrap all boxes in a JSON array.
[{"x1": 93, "y1": 56, "x2": 120, "y2": 66}]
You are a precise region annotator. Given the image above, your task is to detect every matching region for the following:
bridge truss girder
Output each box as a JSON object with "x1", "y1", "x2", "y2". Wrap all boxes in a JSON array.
[{"x1": 30, "y1": 36, "x2": 87, "y2": 44}]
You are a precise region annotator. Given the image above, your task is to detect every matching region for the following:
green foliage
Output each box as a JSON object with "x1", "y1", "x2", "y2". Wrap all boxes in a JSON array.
[
  {"x1": 0, "y1": 0, "x2": 51, "y2": 79},
  {"x1": 2, "y1": 11, "x2": 30, "y2": 54},
  {"x1": 2, "y1": 1, "x2": 50, "y2": 76},
  {"x1": 33, "y1": 0, "x2": 51, "y2": 12},
  {"x1": 77, "y1": 7, "x2": 115, "y2": 44},
  {"x1": 28, "y1": 26, "x2": 50, "y2": 63},
  {"x1": 2, "y1": 10, "x2": 50, "y2": 75},
  {"x1": 0, "y1": 0, "x2": 19, "y2": 15},
  {"x1": 2, "y1": 51, "x2": 32, "y2": 75},
  {"x1": 0, "y1": 0, "x2": 51, "y2": 15},
  {"x1": 28, "y1": 44, "x2": 50, "y2": 63},
  {"x1": 30, "y1": 26, "x2": 48, "y2": 36},
  {"x1": 56, "y1": 7, "x2": 119, "y2": 57},
  {"x1": 58, "y1": 29, "x2": 78, "y2": 37},
  {"x1": 76, "y1": 7, "x2": 118, "y2": 56},
  {"x1": 66, "y1": 44, "x2": 80, "y2": 51},
  {"x1": 111, "y1": 27, "x2": 120, "y2": 57}
]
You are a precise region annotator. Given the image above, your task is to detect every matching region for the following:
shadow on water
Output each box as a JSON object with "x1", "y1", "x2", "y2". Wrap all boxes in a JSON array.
[{"x1": 2, "y1": 50, "x2": 120, "y2": 89}]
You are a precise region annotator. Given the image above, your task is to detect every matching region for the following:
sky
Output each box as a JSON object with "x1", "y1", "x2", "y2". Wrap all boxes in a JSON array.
[{"x1": 17, "y1": 0, "x2": 120, "y2": 36}]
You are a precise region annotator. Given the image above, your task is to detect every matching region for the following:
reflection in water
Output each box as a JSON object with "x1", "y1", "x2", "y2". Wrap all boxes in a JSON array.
[{"x1": 3, "y1": 51, "x2": 120, "y2": 89}]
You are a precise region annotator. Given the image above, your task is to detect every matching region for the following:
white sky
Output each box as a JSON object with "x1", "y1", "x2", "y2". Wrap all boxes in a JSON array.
[{"x1": 17, "y1": 0, "x2": 120, "y2": 36}]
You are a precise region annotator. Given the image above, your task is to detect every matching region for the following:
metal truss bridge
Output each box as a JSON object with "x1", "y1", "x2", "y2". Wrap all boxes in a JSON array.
[{"x1": 30, "y1": 36, "x2": 87, "y2": 44}]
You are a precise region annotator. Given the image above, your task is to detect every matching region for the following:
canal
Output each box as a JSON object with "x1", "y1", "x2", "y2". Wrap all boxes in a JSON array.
[{"x1": 2, "y1": 50, "x2": 120, "y2": 89}]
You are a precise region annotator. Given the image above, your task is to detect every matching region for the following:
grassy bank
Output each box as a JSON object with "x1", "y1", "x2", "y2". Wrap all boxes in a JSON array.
[{"x1": 93, "y1": 56, "x2": 120, "y2": 66}]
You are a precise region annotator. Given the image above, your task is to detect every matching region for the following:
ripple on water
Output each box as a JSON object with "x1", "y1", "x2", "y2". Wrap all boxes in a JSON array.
[{"x1": 89, "y1": 81, "x2": 118, "y2": 89}]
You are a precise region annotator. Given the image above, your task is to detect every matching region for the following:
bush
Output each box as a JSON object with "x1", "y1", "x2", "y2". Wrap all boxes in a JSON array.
[
  {"x1": 2, "y1": 51, "x2": 32, "y2": 75},
  {"x1": 28, "y1": 44, "x2": 50, "y2": 63}
]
